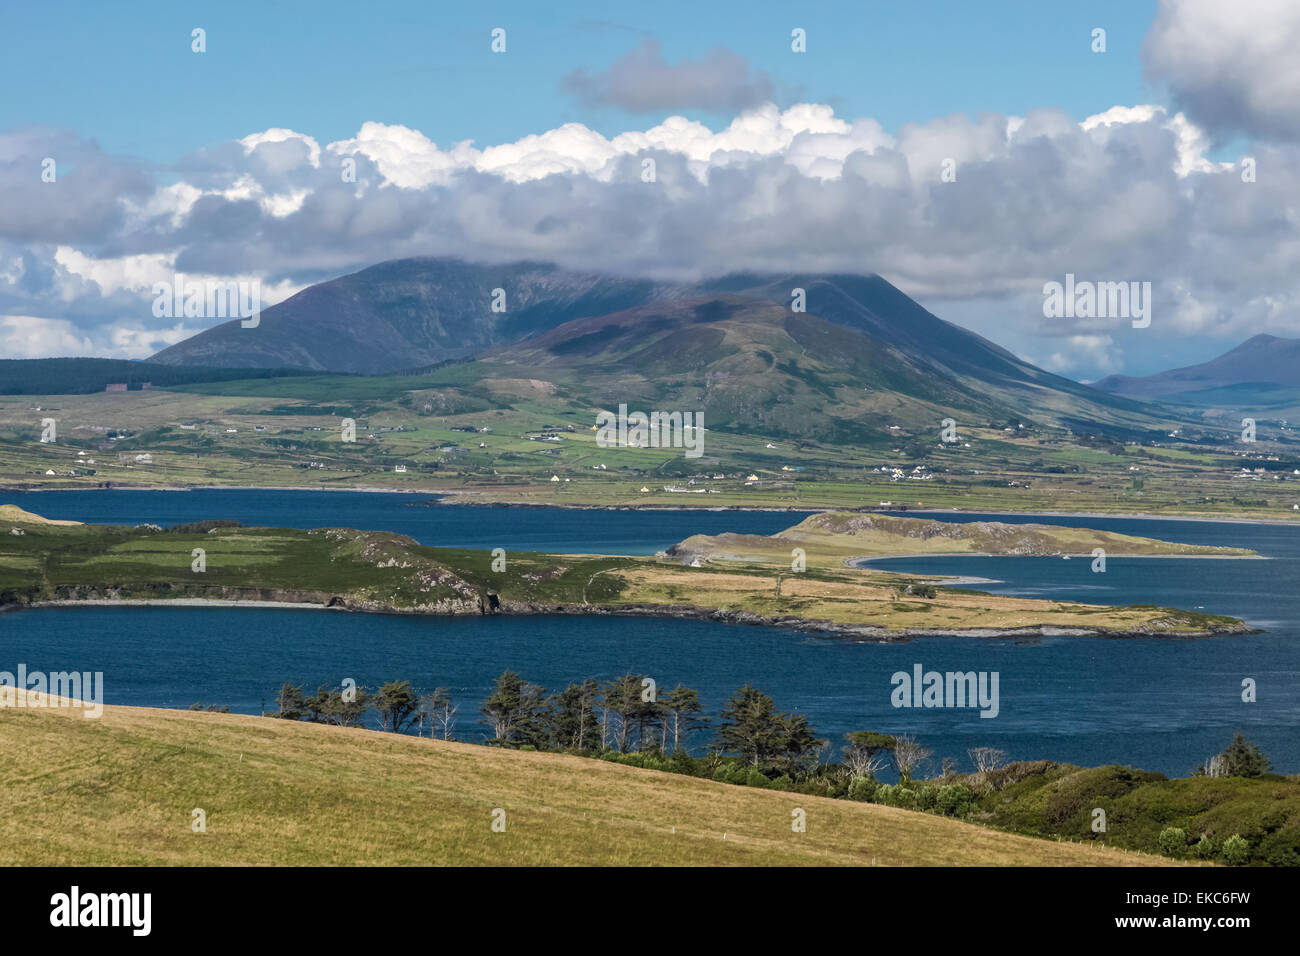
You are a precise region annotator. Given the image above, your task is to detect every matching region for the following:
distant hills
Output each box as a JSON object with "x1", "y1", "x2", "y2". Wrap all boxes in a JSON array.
[{"x1": 1095, "y1": 334, "x2": 1300, "y2": 410}]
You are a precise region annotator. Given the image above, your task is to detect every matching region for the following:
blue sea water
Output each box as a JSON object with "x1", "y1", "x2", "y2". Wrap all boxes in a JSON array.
[{"x1": 2, "y1": 490, "x2": 1296, "y2": 777}]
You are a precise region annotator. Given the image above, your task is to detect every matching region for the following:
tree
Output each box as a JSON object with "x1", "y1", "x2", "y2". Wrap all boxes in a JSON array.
[
  {"x1": 274, "y1": 682, "x2": 306, "y2": 720},
  {"x1": 295, "y1": 685, "x2": 369, "y2": 726},
  {"x1": 891, "y1": 734, "x2": 932, "y2": 785},
  {"x1": 843, "y1": 731, "x2": 897, "y2": 779},
  {"x1": 660, "y1": 684, "x2": 707, "y2": 754},
  {"x1": 1208, "y1": 732, "x2": 1272, "y2": 778},
  {"x1": 716, "y1": 685, "x2": 825, "y2": 775},
  {"x1": 779, "y1": 712, "x2": 827, "y2": 775},
  {"x1": 424, "y1": 687, "x2": 457, "y2": 741},
  {"x1": 480, "y1": 671, "x2": 546, "y2": 748},
  {"x1": 716, "y1": 685, "x2": 787, "y2": 769},
  {"x1": 548, "y1": 680, "x2": 601, "y2": 752},
  {"x1": 968, "y1": 746, "x2": 1007, "y2": 774},
  {"x1": 374, "y1": 680, "x2": 421, "y2": 734},
  {"x1": 601, "y1": 673, "x2": 659, "y2": 753}
]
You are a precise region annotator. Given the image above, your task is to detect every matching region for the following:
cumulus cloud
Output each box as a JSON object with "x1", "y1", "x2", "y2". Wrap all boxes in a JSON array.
[
  {"x1": 0, "y1": 315, "x2": 96, "y2": 358},
  {"x1": 563, "y1": 39, "x2": 774, "y2": 113},
  {"x1": 1036, "y1": 335, "x2": 1122, "y2": 377},
  {"x1": 1143, "y1": 0, "x2": 1300, "y2": 142},
  {"x1": 1, "y1": 94, "x2": 1299, "y2": 371}
]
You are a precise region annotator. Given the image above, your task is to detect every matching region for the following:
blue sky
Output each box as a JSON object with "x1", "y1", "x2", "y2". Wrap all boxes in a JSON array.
[
  {"x1": 1, "y1": 0, "x2": 1297, "y2": 379},
  {"x1": 2, "y1": 0, "x2": 1156, "y2": 163}
]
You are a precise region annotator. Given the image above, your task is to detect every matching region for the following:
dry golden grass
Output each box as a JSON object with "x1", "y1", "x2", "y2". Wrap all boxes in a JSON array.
[
  {"x1": 620, "y1": 566, "x2": 1191, "y2": 632},
  {"x1": 1, "y1": 699, "x2": 1180, "y2": 866}
]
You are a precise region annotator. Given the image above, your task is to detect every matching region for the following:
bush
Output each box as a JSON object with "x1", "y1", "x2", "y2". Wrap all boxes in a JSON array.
[
  {"x1": 1222, "y1": 834, "x2": 1251, "y2": 866},
  {"x1": 914, "y1": 785, "x2": 938, "y2": 812},
  {"x1": 878, "y1": 785, "x2": 917, "y2": 809},
  {"x1": 1193, "y1": 836, "x2": 1217, "y2": 860},
  {"x1": 1158, "y1": 826, "x2": 1187, "y2": 856},
  {"x1": 847, "y1": 776, "x2": 879, "y2": 802},
  {"x1": 670, "y1": 749, "x2": 698, "y2": 775},
  {"x1": 936, "y1": 783, "x2": 975, "y2": 817}
]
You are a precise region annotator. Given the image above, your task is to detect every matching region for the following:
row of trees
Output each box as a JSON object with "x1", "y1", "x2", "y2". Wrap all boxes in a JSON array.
[
  {"x1": 269, "y1": 673, "x2": 1031, "y2": 783},
  {"x1": 271, "y1": 674, "x2": 838, "y2": 776}
]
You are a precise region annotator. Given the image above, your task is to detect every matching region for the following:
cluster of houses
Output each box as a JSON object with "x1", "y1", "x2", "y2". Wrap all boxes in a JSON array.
[{"x1": 871, "y1": 465, "x2": 934, "y2": 481}]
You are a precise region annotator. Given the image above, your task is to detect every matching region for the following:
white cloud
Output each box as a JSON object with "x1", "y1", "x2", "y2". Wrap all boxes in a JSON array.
[
  {"x1": 0, "y1": 315, "x2": 96, "y2": 358},
  {"x1": 1144, "y1": 0, "x2": 1300, "y2": 141},
  {"x1": 4, "y1": 69, "x2": 1300, "y2": 372},
  {"x1": 1038, "y1": 335, "x2": 1121, "y2": 375}
]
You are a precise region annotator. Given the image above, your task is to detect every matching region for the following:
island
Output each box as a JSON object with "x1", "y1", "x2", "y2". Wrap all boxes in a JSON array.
[{"x1": 0, "y1": 505, "x2": 1256, "y2": 640}]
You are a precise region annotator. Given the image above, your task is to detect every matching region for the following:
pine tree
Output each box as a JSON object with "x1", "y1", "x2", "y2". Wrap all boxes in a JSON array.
[
  {"x1": 374, "y1": 680, "x2": 421, "y2": 734},
  {"x1": 1220, "y1": 731, "x2": 1272, "y2": 777},
  {"x1": 660, "y1": 684, "x2": 708, "y2": 753}
]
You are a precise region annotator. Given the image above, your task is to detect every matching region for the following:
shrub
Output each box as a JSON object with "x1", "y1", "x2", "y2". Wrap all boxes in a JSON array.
[
  {"x1": 914, "y1": 785, "x2": 938, "y2": 812},
  {"x1": 1221, "y1": 834, "x2": 1251, "y2": 866},
  {"x1": 1157, "y1": 826, "x2": 1187, "y2": 856},
  {"x1": 878, "y1": 785, "x2": 917, "y2": 809},
  {"x1": 1193, "y1": 836, "x2": 1217, "y2": 860},
  {"x1": 936, "y1": 783, "x2": 975, "y2": 817},
  {"x1": 847, "y1": 776, "x2": 879, "y2": 802},
  {"x1": 670, "y1": 749, "x2": 698, "y2": 775}
]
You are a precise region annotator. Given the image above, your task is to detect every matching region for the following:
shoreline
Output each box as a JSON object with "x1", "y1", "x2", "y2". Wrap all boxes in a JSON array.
[
  {"x1": 852, "y1": 552, "x2": 1267, "y2": 565},
  {"x1": 3, "y1": 484, "x2": 1299, "y2": 525},
  {"x1": 14, "y1": 596, "x2": 1259, "y2": 642}
]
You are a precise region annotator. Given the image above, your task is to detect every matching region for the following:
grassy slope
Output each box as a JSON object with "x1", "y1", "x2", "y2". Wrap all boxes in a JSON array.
[{"x1": 1, "y1": 701, "x2": 1179, "y2": 866}]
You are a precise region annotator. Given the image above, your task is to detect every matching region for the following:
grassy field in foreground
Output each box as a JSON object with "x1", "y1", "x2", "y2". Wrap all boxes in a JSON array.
[{"x1": 1, "y1": 701, "x2": 1181, "y2": 866}]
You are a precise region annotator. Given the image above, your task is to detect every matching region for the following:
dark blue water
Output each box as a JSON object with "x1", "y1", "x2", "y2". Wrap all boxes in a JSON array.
[
  {"x1": 3, "y1": 489, "x2": 810, "y2": 555},
  {"x1": 2, "y1": 491, "x2": 1297, "y2": 777}
]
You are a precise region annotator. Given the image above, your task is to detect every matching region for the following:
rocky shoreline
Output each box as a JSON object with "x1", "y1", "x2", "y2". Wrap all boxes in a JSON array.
[{"x1": 8, "y1": 587, "x2": 1259, "y2": 643}]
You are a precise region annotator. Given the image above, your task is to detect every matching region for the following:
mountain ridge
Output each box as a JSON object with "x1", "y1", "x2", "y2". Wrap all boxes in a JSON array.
[{"x1": 1095, "y1": 333, "x2": 1300, "y2": 403}]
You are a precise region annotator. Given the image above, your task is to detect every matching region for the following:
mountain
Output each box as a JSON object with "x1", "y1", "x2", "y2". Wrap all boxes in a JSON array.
[
  {"x1": 150, "y1": 259, "x2": 691, "y2": 374},
  {"x1": 1095, "y1": 334, "x2": 1300, "y2": 408},
  {"x1": 149, "y1": 257, "x2": 1168, "y2": 433},
  {"x1": 463, "y1": 293, "x2": 1167, "y2": 439}
]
